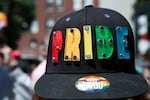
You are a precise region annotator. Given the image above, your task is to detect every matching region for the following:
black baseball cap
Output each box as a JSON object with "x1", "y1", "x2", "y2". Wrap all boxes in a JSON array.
[{"x1": 34, "y1": 5, "x2": 148, "y2": 99}]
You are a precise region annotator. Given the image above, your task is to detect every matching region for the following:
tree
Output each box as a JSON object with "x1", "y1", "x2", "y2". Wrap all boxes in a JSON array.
[{"x1": 0, "y1": 0, "x2": 35, "y2": 49}]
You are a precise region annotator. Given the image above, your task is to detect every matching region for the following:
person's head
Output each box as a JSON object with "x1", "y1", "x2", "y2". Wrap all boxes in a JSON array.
[
  {"x1": 39, "y1": 35, "x2": 49, "y2": 59},
  {"x1": 144, "y1": 48, "x2": 150, "y2": 62},
  {"x1": 34, "y1": 5, "x2": 148, "y2": 100},
  {"x1": 0, "y1": 37, "x2": 12, "y2": 65},
  {"x1": 143, "y1": 49, "x2": 150, "y2": 85},
  {"x1": 9, "y1": 50, "x2": 21, "y2": 69},
  {"x1": 0, "y1": 52, "x2": 4, "y2": 67}
]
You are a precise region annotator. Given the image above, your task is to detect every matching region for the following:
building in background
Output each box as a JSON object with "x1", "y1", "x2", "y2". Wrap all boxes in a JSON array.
[{"x1": 18, "y1": 0, "x2": 99, "y2": 60}]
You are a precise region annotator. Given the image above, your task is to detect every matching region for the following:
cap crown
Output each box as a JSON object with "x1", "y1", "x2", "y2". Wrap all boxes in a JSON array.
[{"x1": 46, "y1": 6, "x2": 135, "y2": 74}]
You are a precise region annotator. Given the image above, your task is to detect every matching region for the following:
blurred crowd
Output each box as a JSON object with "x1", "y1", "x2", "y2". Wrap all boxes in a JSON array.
[
  {"x1": 0, "y1": 37, "x2": 48, "y2": 100},
  {"x1": 0, "y1": 36, "x2": 150, "y2": 100},
  {"x1": 135, "y1": 49, "x2": 150, "y2": 100}
]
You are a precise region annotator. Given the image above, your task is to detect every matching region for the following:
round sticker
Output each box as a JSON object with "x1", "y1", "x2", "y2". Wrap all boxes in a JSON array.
[{"x1": 75, "y1": 76, "x2": 110, "y2": 93}]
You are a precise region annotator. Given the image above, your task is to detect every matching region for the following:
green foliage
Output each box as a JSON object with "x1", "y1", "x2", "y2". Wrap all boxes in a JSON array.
[
  {"x1": 13, "y1": 0, "x2": 35, "y2": 28},
  {"x1": 0, "y1": 0, "x2": 35, "y2": 49},
  {"x1": 0, "y1": 0, "x2": 8, "y2": 12}
]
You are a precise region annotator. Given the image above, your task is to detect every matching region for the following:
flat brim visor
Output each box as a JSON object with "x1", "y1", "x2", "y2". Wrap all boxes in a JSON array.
[{"x1": 34, "y1": 73, "x2": 148, "y2": 99}]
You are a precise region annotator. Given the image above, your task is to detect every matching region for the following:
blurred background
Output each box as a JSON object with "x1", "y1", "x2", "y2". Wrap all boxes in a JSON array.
[
  {"x1": 0, "y1": 0, "x2": 150, "y2": 100},
  {"x1": 0, "y1": 0, "x2": 146, "y2": 63},
  {"x1": 0, "y1": 0, "x2": 149, "y2": 63}
]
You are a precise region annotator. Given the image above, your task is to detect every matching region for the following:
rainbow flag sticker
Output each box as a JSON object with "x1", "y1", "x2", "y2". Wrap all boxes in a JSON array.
[{"x1": 75, "y1": 75, "x2": 110, "y2": 93}]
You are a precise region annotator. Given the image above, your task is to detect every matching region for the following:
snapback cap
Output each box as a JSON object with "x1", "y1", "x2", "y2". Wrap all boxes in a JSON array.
[
  {"x1": 10, "y1": 50, "x2": 21, "y2": 59},
  {"x1": 34, "y1": 5, "x2": 148, "y2": 99}
]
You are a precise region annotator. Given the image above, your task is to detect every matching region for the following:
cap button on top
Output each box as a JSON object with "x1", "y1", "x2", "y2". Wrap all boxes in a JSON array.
[{"x1": 85, "y1": 5, "x2": 93, "y2": 8}]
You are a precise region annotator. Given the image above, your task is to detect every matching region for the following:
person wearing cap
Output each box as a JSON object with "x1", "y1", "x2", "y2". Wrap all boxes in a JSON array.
[
  {"x1": 33, "y1": 6, "x2": 148, "y2": 100},
  {"x1": 0, "y1": 52, "x2": 13, "y2": 100},
  {"x1": 142, "y1": 48, "x2": 150, "y2": 99},
  {"x1": 143, "y1": 48, "x2": 150, "y2": 84},
  {"x1": 9, "y1": 50, "x2": 33, "y2": 100},
  {"x1": 32, "y1": 38, "x2": 49, "y2": 100},
  {"x1": 31, "y1": 36, "x2": 49, "y2": 88},
  {"x1": 0, "y1": 37, "x2": 12, "y2": 72}
]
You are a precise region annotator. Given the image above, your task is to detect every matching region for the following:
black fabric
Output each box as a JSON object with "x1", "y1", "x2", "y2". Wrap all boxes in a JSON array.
[
  {"x1": 34, "y1": 6, "x2": 148, "y2": 99},
  {"x1": 46, "y1": 7, "x2": 135, "y2": 74},
  {"x1": 35, "y1": 73, "x2": 147, "y2": 99}
]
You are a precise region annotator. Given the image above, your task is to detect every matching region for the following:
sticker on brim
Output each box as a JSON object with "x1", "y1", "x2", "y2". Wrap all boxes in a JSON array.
[{"x1": 75, "y1": 75, "x2": 110, "y2": 93}]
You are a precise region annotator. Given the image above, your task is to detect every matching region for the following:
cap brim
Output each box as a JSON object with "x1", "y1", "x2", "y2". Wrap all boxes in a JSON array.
[{"x1": 34, "y1": 73, "x2": 148, "y2": 99}]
